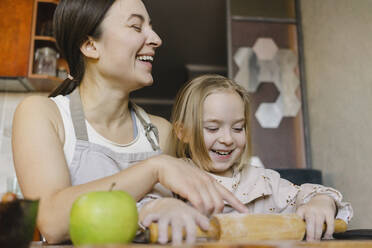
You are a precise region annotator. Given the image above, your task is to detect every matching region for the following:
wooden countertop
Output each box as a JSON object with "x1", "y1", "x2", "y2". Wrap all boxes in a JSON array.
[{"x1": 29, "y1": 240, "x2": 372, "y2": 248}]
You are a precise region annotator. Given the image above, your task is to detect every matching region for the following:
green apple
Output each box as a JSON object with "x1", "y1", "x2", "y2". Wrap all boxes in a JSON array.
[{"x1": 69, "y1": 190, "x2": 138, "y2": 245}]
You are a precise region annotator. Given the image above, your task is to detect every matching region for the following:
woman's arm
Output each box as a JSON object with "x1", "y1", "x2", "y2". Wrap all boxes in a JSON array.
[
  {"x1": 12, "y1": 96, "x2": 167, "y2": 243},
  {"x1": 13, "y1": 97, "x2": 247, "y2": 244}
]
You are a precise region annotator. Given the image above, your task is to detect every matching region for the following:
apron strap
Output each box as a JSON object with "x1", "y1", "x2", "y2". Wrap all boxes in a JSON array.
[
  {"x1": 130, "y1": 102, "x2": 160, "y2": 151},
  {"x1": 70, "y1": 88, "x2": 160, "y2": 151},
  {"x1": 70, "y1": 88, "x2": 89, "y2": 141}
]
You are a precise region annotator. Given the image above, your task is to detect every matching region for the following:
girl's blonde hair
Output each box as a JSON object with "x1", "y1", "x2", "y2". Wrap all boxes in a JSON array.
[{"x1": 171, "y1": 74, "x2": 251, "y2": 172}]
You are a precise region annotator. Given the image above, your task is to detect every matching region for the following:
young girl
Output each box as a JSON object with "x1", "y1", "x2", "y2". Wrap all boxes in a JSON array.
[{"x1": 169, "y1": 74, "x2": 353, "y2": 241}]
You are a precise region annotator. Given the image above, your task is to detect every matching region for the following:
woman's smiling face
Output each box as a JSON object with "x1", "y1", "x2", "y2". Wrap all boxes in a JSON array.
[
  {"x1": 202, "y1": 90, "x2": 247, "y2": 176},
  {"x1": 93, "y1": 0, "x2": 162, "y2": 89}
]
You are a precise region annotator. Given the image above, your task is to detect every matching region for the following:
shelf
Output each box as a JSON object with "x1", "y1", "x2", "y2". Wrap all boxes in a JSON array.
[
  {"x1": 0, "y1": 75, "x2": 63, "y2": 93},
  {"x1": 29, "y1": 73, "x2": 62, "y2": 81},
  {"x1": 27, "y1": 74, "x2": 63, "y2": 92},
  {"x1": 36, "y1": 0, "x2": 58, "y2": 4},
  {"x1": 28, "y1": 0, "x2": 60, "y2": 85},
  {"x1": 34, "y1": 35, "x2": 56, "y2": 42},
  {"x1": 231, "y1": 15, "x2": 297, "y2": 24}
]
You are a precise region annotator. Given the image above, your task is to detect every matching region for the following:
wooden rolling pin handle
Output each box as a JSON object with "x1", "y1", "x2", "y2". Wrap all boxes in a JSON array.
[
  {"x1": 148, "y1": 218, "x2": 347, "y2": 243},
  {"x1": 329, "y1": 219, "x2": 347, "y2": 233},
  {"x1": 148, "y1": 220, "x2": 219, "y2": 243}
]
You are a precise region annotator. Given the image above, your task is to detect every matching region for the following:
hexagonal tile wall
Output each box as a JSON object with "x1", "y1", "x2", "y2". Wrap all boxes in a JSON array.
[
  {"x1": 258, "y1": 59, "x2": 280, "y2": 87},
  {"x1": 275, "y1": 94, "x2": 301, "y2": 117},
  {"x1": 233, "y1": 47, "x2": 260, "y2": 92},
  {"x1": 255, "y1": 102, "x2": 283, "y2": 128},
  {"x1": 233, "y1": 38, "x2": 301, "y2": 129},
  {"x1": 253, "y1": 38, "x2": 278, "y2": 61}
]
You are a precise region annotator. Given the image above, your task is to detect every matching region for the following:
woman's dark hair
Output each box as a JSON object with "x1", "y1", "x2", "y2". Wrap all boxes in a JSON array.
[{"x1": 49, "y1": 0, "x2": 115, "y2": 97}]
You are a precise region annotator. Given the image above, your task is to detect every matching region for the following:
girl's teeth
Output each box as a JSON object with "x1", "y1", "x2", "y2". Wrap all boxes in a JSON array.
[{"x1": 214, "y1": 150, "x2": 231, "y2": 155}]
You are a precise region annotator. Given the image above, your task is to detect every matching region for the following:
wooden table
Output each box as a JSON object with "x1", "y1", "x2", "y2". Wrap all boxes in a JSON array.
[{"x1": 29, "y1": 240, "x2": 372, "y2": 248}]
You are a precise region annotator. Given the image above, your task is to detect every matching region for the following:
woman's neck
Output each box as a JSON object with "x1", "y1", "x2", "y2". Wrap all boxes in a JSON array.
[{"x1": 79, "y1": 74, "x2": 132, "y2": 130}]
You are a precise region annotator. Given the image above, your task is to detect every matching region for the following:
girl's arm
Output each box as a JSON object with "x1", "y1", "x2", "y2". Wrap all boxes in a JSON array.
[
  {"x1": 296, "y1": 194, "x2": 336, "y2": 241},
  {"x1": 295, "y1": 183, "x2": 352, "y2": 241},
  {"x1": 259, "y1": 169, "x2": 352, "y2": 241},
  {"x1": 13, "y1": 97, "x2": 247, "y2": 244}
]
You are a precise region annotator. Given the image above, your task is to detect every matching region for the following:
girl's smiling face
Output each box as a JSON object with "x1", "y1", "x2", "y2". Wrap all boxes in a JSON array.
[
  {"x1": 202, "y1": 90, "x2": 247, "y2": 176},
  {"x1": 93, "y1": 0, "x2": 162, "y2": 89}
]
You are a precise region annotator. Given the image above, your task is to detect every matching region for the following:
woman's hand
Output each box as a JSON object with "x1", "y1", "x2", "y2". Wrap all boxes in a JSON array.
[
  {"x1": 296, "y1": 194, "x2": 337, "y2": 241},
  {"x1": 140, "y1": 198, "x2": 209, "y2": 245},
  {"x1": 153, "y1": 155, "x2": 248, "y2": 216}
]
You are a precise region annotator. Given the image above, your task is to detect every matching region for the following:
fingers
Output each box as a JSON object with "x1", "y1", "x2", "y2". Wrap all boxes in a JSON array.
[
  {"x1": 296, "y1": 207, "x2": 316, "y2": 241},
  {"x1": 142, "y1": 213, "x2": 159, "y2": 227},
  {"x1": 170, "y1": 213, "x2": 202, "y2": 245},
  {"x1": 313, "y1": 215, "x2": 324, "y2": 241},
  {"x1": 304, "y1": 212, "x2": 316, "y2": 241},
  {"x1": 194, "y1": 211, "x2": 210, "y2": 231},
  {"x1": 171, "y1": 219, "x2": 183, "y2": 245},
  {"x1": 324, "y1": 214, "x2": 335, "y2": 239},
  {"x1": 215, "y1": 182, "x2": 248, "y2": 213},
  {"x1": 157, "y1": 217, "x2": 170, "y2": 244},
  {"x1": 158, "y1": 157, "x2": 233, "y2": 215},
  {"x1": 185, "y1": 174, "x2": 221, "y2": 215},
  {"x1": 141, "y1": 198, "x2": 209, "y2": 244},
  {"x1": 297, "y1": 205, "x2": 334, "y2": 241},
  {"x1": 203, "y1": 180, "x2": 224, "y2": 215},
  {"x1": 194, "y1": 181, "x2": 215, "y2": 215},
  {"x1": 186, "y1": 187, "x2": 209, "y2": 215},
  {"x1": 184, "y1": 219, "x2": 197, "y2": 244},
  {"x1": 187, "y1": 174, "x2": 247, "y2": 215}
]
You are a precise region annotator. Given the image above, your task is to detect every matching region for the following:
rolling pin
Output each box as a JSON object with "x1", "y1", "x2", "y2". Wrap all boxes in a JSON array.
[{"x1": 148, "y1": 213, "x2": 347, "y2": 243}]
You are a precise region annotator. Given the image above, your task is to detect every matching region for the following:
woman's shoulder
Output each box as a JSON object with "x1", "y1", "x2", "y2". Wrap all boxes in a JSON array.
[
  {"x1": 16, "y1": 95, "x2": 59, "y2": 117},
  {"x1": 14, "y1": 95, "x2": 65, "y2": 141}
]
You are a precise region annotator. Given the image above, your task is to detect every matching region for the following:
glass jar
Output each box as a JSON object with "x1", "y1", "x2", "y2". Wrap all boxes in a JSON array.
[{"x1": 34, "y1": 47, "x2": 59, "y2": 76}]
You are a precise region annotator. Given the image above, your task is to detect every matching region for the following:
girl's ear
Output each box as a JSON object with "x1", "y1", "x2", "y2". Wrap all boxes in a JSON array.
[
  {"x1": 80, "y1": 37, "x2": 99, "y2": 59},
  {"x1": 174, "y1": 122, "x2": 189, "y2": 143}
]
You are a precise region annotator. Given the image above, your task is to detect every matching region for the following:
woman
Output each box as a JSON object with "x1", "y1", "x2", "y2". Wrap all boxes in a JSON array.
[{"x1": 12, "y1": 0, "x2": 247, "y2": 244}]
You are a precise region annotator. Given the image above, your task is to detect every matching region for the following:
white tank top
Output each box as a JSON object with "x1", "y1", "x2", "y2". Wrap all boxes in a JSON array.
[{"x1": 50, "y1": 95, "x2": 156, "y2": 166}]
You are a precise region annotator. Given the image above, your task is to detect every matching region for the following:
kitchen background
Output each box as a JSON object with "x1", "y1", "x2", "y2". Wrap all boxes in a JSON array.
[{"x1": 0, "y1": 0, "x2": 371, "y2": 229}]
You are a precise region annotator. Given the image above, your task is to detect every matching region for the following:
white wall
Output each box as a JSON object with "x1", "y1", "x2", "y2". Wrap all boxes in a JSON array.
[
  {"x1": 301, "y1": 0, "x2": 372, "y2": 228},
  {"x1": 0, "y1": 87, "x2": 47, "y2": 195}
]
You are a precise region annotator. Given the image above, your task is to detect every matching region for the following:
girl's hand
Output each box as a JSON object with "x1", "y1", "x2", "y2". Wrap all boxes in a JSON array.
[
  {"x1": 154, "y1": 155, "x2": 248, "y2": 216},
  {"x1": 140, "y1": 198, "x2": 210, "y2": 245},
  {"x1": 296, "y1": 194, "x2": 337, "y2": 241}
]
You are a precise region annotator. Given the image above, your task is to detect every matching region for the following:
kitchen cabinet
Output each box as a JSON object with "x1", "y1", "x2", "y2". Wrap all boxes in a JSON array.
[
  {"x1": 0, "y1": 0, "x2": 33, "y2": 77},
  {"x1": 28, "y1": 0, "x2": 63, "y2": 91},
  {"x1": 0, "y1": 0, "x2": 63, "y2": 92}
]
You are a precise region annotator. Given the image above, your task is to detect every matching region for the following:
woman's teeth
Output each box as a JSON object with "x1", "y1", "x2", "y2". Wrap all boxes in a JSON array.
[{"x1": 137, "y1": 55, "x2": 154, "y2": 62}]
